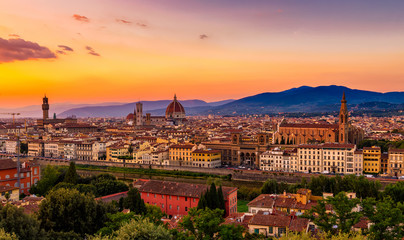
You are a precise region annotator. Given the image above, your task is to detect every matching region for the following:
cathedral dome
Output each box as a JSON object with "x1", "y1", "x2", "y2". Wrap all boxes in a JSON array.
[{"x1": 165, "y1": 94, "x2": 185, "y2": 119}]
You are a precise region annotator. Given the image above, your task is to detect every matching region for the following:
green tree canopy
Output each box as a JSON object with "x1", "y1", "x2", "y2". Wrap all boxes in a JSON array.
[
  {"x1": 0, "y1": 204, "x2": 45, "y2": 240},
  {"x1": 64, "y1": 162, "x2": 79, "y2": 184},
  {"x1": 122, "y1": 187, "x2": 146, "y2": 215},
  {"x1": 29, "y1": 165, "x2": 64, "y2": 196},
  {"x1": 305, "y1": 192, "x2": 361, "y2": 235},
  {"x1": 38, "y1": 188, "x2": 117, "y2": 237},
  {"x1": 362, "y1": 197, "x2": 404, "y2": 240}
]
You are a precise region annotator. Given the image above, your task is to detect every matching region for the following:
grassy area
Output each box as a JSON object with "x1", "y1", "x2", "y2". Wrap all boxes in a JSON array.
[
  {"x1": 75, "y1": 164, "x2": 231, "y2": 181},
  {"x1": 237, "y1": 199, "x2": 249, "y2": 213}
]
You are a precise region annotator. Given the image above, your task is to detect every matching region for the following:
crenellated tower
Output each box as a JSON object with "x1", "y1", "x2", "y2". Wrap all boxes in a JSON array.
[
  {"x1": 339, "y1": 92, "x2": 349, "y2": 144},
  {"x1": 42, "y1": 95, "x2": 49, "y2": 120}
]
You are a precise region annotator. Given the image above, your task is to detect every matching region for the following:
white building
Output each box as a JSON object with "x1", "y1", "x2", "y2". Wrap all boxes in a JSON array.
[
  {"x1": 44, "y1": 142, "x2": 59, "y2": 158},
  {"x1": 5, "y1": 140, "x2": 18, "y2": 154}
]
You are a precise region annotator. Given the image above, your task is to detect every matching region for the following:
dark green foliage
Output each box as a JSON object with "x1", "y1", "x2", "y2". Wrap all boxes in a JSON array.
[
  {"x1": 180, "y1": 208, "x2": 224, "y2": 240},
  {"x1": 64, "y1": 162, "x2": 79, "y2": 184},
  {"x1": 357, "y1": 139, "x2": 404, "y2": 153},
  {"x1": 197, "y1": 183, "x2": 226, "y2": 214},
  {"x1": 123, "y1": 187, "x2": 146, "y2": 215},
  {"x1": 217, "y1": 186, "x2": 226, "y2": 215},
  {"x1": 362, "y1": 197, "x2": 404, "y2": 240},
  {"x1": 262, "y1": 175, "x2": 381, "y2": 200},
  {"x1": 30, "y1": 165, "x2": 65, "y2": 196},
  {"x1": 19, "y1": 142, "x2": 28, "y2": 154},
  {"x1": 96, "y1": 212, "x2": 138, "y2": 237},
  {"x1": 261, "y1": 179, "x2": 296, "y2": 195},
  {"x1": 305, "y1": 192, "x2": 361, "y2": 235},
  {"x1": 90, "y1": 174, "x2": 129, "y2": 197},
  {"x1": 38, "y1": 188, "x2": 117, "y2": 237},
  {"x1": 237, "y1": 186, "x2": 260, "y2": 201},
  {"x1": 383, "y1": 181, "x2": 404, "y2": 203},
  {"x1": 218, "y1": 224, "x2": 245, "y2": 240},
  {"x1": 0, "y1": 204, "x2": 45, "y2": 240}
]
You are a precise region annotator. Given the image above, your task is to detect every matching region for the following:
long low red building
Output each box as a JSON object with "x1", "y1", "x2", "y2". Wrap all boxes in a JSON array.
[{"x1": 134, "y1": 179, "x2": 238, "y2": 217}]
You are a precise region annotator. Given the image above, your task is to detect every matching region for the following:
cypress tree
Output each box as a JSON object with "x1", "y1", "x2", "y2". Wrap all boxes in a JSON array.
[
  {"x1": 217, "y1": 185, "x2": 226, "y2": 215},
  {"x1": 197, "y1": 192, "x2": 207, "y2": 210},
  {"x1": 208, "y1": 183, "x2": 218, "y2": 209},
  {"x1": 64, "y1": 162, "x2": 79, "y2": 184}
]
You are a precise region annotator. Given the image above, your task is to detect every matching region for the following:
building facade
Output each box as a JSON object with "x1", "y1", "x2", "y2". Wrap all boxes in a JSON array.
[
  {"x1": 274, "y1": 94, "x2": 364, "y2": 145},
  {"x1": 134, "y1": 179, "x2": 238, "y2": 217}
]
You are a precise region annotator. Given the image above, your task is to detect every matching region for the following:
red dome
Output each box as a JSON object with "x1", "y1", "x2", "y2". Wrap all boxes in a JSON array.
[
  {"x1": 165, "y1": 95, "x2": 185, "y2": 117},
  {"x1": 126, "y1": 113, "x2": 134, "y2": 120}
]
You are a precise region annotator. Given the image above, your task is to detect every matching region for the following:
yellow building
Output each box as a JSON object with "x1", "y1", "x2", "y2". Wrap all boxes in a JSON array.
[
  {"x1": 363, "y1": 146, "x2": 381, "y2": 173},
  {"x1": 191, "y1": 149, "x2": 221, "y2": 168},
  {"x1": 0, "y1": 186, "x2": 19, "y2": 201},
  {"x1": 106, "y1": 143, "x2": 130, "y2": 162},
  {"x1": 169, "y1": 144, "x2": 196, "y2": 166}
]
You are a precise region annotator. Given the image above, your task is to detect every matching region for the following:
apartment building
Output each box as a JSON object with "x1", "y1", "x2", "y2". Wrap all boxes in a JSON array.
[{"x1": 363, "y1": 146, "x2": 381, "y2": 173}]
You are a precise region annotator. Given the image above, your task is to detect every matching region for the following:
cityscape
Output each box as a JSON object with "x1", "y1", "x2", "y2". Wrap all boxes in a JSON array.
[{"x1": 1, "y1": 0, "x2": 404, "y2": 240}]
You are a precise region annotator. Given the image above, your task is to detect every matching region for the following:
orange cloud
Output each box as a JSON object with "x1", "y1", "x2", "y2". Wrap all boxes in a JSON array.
[{"x1": 73, "y1": 14, "x2": 89, "y2": 22}]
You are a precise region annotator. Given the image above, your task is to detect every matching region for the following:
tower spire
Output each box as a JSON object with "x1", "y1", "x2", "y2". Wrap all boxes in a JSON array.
[{"x1": 174, "y1": 94, "x2": 177, "y2": 101}]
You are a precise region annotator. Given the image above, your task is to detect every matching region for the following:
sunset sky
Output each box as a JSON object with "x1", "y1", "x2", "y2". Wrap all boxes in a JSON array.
[{"x1": 0, "y1": 0, "x2": 403, "y2": 108}]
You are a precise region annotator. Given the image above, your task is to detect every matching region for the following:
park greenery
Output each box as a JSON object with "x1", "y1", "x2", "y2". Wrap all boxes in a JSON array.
[{"x1": 0, "y1": 162, "x2": 402, "y2": 239}]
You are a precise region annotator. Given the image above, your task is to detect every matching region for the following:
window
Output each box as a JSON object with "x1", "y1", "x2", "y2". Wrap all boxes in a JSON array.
[
  {"x1": 177, "y1": 205, "x2": 180, "y2": 211},
  {"x1": 185, "y1": 197, "x2": 188, "y2": 201},
  {"x1": 154, "y1": 194, "x2": 156, "y2": 198},
  {"x1": 5, "y1": 175, "x2": 9, "y2": 179},
  {"x1": 278, "y1": 227, "x2": 286, "y2": 235},
  {"x1": 169, "y1": 205, "x2": 172, "y2": 209},
  {"x1": 254, "y1": 229, "x2": 259, "y2": 234},
  {"x1": 185, "y1": 207, "x2": 188, "y2": 211},
  {"x1": 177, "y1": 196, "x2": 179, "y2": 200},
  {"x1": 268, "y1": 226, "x2": 273, "y2": 234}
]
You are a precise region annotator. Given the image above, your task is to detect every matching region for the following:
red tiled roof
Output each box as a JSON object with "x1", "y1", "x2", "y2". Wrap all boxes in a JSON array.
[
  {"x1": 247, "y1": 194, "x2": 275, "y2": 208},
  {"x1": 0, "y1": 159, "x2": 17, "y2": 170},
  {"x1": 280, "y1": 123, "x2": 338, "y2": 129},
  {"x1": 249, "y1": 211, "x2": 291, "y2": 227},
  {"x1": 95, "y1": 191, "x2": 128, "y2": 203},
  {"x1": 133, "y1": 179, "x2": 237, "y2": 199}
]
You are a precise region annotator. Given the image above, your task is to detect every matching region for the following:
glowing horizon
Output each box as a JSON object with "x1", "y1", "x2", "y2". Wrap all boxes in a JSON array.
[{"x1": 1, "y1": 0, "x2": 403, "y2": 108}]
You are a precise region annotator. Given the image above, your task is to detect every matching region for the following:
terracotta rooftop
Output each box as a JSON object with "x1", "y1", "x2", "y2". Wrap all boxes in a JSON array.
[
  {"x1": 0, "y1": 159, "x2": 17, "y2": 170},
  {"x1": 133, "y1": 179, "x2": 237, "y2": 199},
  {"x1": 95, "y1": 191, "x2": 128, "y2": 203}
]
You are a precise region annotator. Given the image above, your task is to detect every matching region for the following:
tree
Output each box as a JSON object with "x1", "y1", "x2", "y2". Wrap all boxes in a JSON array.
[
  {"x1": 38, "y1": 188, "x2": 116, "y2": 237},
  {"x1": 97, "y1": 212, "x2": 138, "y2": 237},
  {"x1": 145, "y1": 204, "x2": 165, "y2": 224},
  {"x1": 362, "y1": 197, "x2": 404, "y2": 240},
  {"x1": 29, "y1": 165, "x2": 64, "y2": 196},
  {"x1": 123, "y1": 187, "x2": 146, "y2": 215},
  {"x1": 90, "y1": 218, "x2": 172, "y2": 240},
  {"x1": 305, "y1": 192, "x2": 361, "y2": 235},
  {"x1": 0, "y1": 228, "x2": 18, "y2": 240},
  {"x1": 0, "y1": 204, "x2": 45, "y2": 240},
  {"x1": 91, "y1": 174, "x2": 129, "y2": 197},
  {"x1": 217, "y1": 186, "x2": 226, "y2": 216},
  {"x1": 261, "y1": 179, "x2": 278, "y2": 194},
  {"x1": 218, "y1": 224, "x2": 244, "y2": 240},
  {"x1": 180, "y1": 208, "x2": 224, "y2": 240},
  {"x1": 64, "y1": 162, "x2": 79, "y2": 184},
  {"x1": 19, "y1": 143, "x2": 28, "y2": 154},
  {"x1": 383, "y1": 181, "x2": 404, "y2": 203}
]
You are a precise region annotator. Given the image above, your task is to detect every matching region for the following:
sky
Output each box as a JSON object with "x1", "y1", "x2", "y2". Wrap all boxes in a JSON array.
[{"x1": 0, "y1": 0, "x2": 403, "y2": 108}]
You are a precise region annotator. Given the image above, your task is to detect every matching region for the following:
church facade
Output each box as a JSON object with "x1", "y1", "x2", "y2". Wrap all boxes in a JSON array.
[{"x1": 273, "y1": 93, "x2": 364, "y2": 145}]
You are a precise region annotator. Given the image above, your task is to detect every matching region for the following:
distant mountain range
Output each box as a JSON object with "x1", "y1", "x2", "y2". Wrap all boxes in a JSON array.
[
  {"x1": 202, "y1": 85, "x2": 404, "y2": 115},
  {"x1": 2, "y1": 85, "x2": 403, "y2": 118},
  {"x1": 58, "y1": 99, "x2": 235, "y2": 118}
]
